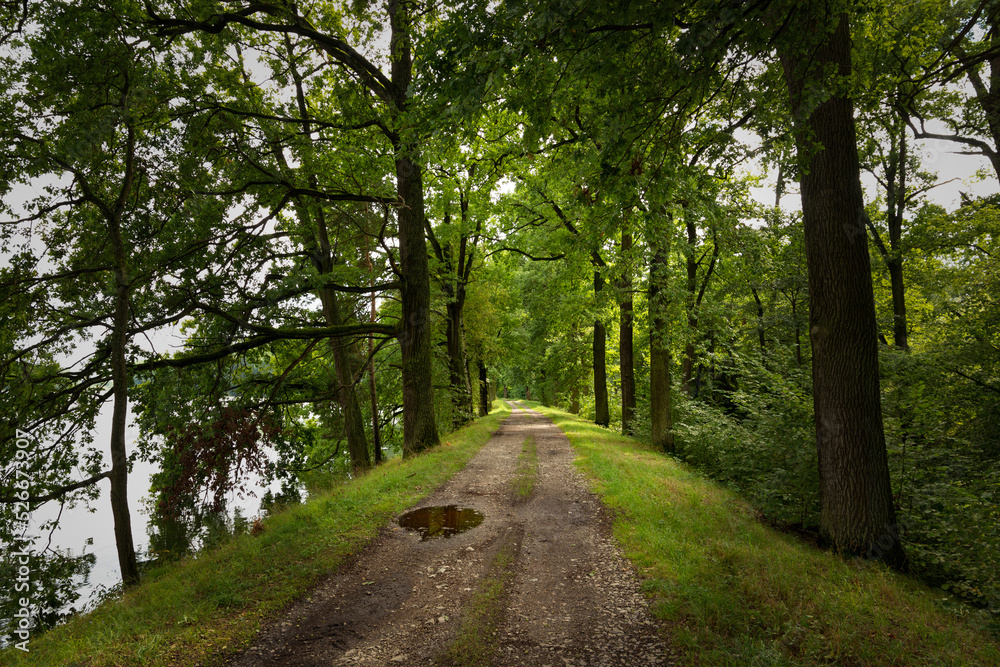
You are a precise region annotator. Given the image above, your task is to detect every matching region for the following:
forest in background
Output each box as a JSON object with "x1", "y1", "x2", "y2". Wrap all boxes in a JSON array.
[{"x1": 1, "y1": 0, "x2": 998, "y2": 641}]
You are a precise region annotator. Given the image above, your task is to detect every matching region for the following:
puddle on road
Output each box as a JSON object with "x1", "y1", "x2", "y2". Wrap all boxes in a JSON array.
[{"x1": 398, "y1": 505, "x2": 484, "y2": 541}]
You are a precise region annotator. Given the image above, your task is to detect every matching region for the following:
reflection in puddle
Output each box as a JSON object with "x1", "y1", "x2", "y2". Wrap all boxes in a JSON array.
[{"x1": 397, "y1": 505, "x2": 484, "y2": 541}]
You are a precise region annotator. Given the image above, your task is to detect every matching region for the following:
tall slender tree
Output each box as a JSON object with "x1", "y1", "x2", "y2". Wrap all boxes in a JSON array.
[
  {"x1": 151, "y1": 0, "x2": 441, "y2": 455},
  {"x1": 779, "y1": 6, "x2": 907, "y2": 569}
]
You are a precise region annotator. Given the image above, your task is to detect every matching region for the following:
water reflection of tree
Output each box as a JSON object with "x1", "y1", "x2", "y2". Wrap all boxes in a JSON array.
[{"x1": 0, "y1": 542, "x2": 95, "y2": 644}]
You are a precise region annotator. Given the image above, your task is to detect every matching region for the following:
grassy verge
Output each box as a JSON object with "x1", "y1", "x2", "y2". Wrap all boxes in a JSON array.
[
  {"x1": 2, "y1": 403, "x2": 511, "y2": 667},
  {"x1": 510, "y1": 435, "x2": 537, "y2": 503},
  {"x1": 435, "y1": 527, "x2": 523, "y2": 666},
  {"x1": 524, "y1": 401, "x2": 1000, "y2": 666}
]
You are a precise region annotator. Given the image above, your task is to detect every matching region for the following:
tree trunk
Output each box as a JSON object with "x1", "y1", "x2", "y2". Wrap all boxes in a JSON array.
[
  {"x1": 298, "y1": 197, "x2": 369, "y2": 471},
  {"x1": 446, "y1": 298, "x2": 474, "y2": 426},
  {"x1": 367, "y1": 251, "x2": 383, "y2": 465},
  {"x1": 107, "y1": 129, "x2": 140, "y2": 588},
  {"x1": 780, "y1": 10, "x2": 907, "y2": 570},
  {"x1": 619, "y1": 231, "x2": 636, "y2": 434},
  {"x1": 368, "y1": 332, "x2": 382, "y2": 465},
  {"x1": 751, "y1": 286, "x2": 766, "y2": 354},
  {"x1": 886, "y1": 119, "x2": 909, "y2": 350},
  {"x1": 320, "y1": 290, "x2": 371, "y2": 472},
  {"x1": 792, "y1": 297, "x2": 803, "y2": 367},
  {"x1": 887, "y1": 257, "x2": 908, "y2": 349},
  {"x1": 109, "y1": 270, "x2": 140, "y2": 587},
  {"x1": 341, "y1": 358, "x2": 371, "y2": 472},
  {"x1": 478, "y1": 360, "x2": 489, "y2": 416},
  {"x1": 391, "y1": 0, "x2": 439, "y2": 456},
  {"x1": 396, "y1": 154, "x2": 439, "y2": 455},
  {"x1": 465, "y1": 354, "x2": 475, "y2": 411},
  {"x1": 593, "y1": 271, "x2": 610, "y2": 427},
  {"x1": 680, "y1": 220, "x2": 717, "y2": 395},
  {"x1": 107, "y1": 172, "x2": 139, "y2": 586},
  {"x1": 593, "y1": 320, "x2": 609, "y2": 427},
  {"x1": 681, "y1": 220, "x2": 698, "y2": 394},
  {"x1": 287, "y1": 37, "x2": 372, "y2": 470},
  {"x1": 867, "y1": 112, "x2": 911, "y2": 350},
  {"x1": 649, "y1": 237, "x2": 673, "y2": 452}
]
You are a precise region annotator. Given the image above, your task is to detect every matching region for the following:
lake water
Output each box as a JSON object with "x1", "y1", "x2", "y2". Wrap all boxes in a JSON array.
[{"x1": 20, "y1": 406, "x2": 274, "y2": 615}]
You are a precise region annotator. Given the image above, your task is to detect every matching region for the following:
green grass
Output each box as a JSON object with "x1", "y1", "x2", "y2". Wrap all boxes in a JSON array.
[
  {"x1": 510, "y1": 435, "x2": 537, "y2": 502},
  {"x1": 1, "y1": 403, "x2": 511, "y2": 667},
  {"x1": 523, "y1": 401, "x2": 1000, "y2": 666}
]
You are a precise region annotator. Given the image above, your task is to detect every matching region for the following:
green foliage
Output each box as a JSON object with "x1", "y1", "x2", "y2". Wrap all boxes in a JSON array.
[
  {"x1": 880, "y1": 350, "x2": 1000, "y2": 617},
  {"x1": 674, "y1": 355, "x2": 819, "y2": 529}
]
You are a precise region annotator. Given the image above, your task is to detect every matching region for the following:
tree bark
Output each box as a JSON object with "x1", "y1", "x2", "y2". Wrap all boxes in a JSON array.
[
  {"x1": 887, "y1": 257, "x2": 908, "y2": 349},
  {"x1": 367, "y1": 246, "x2": 383, "y2": 465},
  {"x1": 391, "y1": 0, "x2": 439, "y2": 456},
  {"x1": 780, "y1": 10, "x2": 907, "y2": 570},
  {"x1": 619, "y1": 231, "x2": 636, "y2": 434},
  {"x1": 109, "y1": 261, "x2": 140, "y2": 587},
  {"x1": 368, "y1": 331, "x2": 382, "y2": 465},
  {"x1": 478, "y1": 360, "x2": 490, "y2": 417},
  {"x1": 396, "y1": 153, "x2": 439, "y2": 455},
  {"x1": 446, "y1": 297, "x2": 474, "y2": 426},
  {"x1": 680, "y1": 220, "x2": 717, "y2": 395},
  {"x1": 593, "y1": 270, "x2": 610, "y2": 427},
  {"x1": 319, "y1": 289, "x2": 371, "y2": 472},
  {"x1": 792, "y1": 296, "x2": 803, "y2": 367},
  {"x1": 681, "y1": 219, "x2": 698, "y2": 394},
  {"x1": 426, "y1": 197, "x2": 478, "y2": 428},
  {"x1": 751, "y1": 286, "x2": 767, "y2": 354},
  {"x1": 885, "y1": 117, "x2": 909, "y2": 350},
  {"x1": 304, "y1": 203, "x2": 370, "y2": 472},
  {"x1": 649, "y1": 236, "x2": 673, "y2": 452}
]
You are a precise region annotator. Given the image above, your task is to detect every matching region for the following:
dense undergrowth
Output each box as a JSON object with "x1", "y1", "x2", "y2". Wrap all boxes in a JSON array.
[
  {"x1": 527, "y1": 400, "x2": 1000, "y2": 666},
  {"x1": 661, "y1": 350, "x2": 1000, "y2": 627},
  {"x1": 0, "y1": 404, "x2": 511, "y2": 667}
]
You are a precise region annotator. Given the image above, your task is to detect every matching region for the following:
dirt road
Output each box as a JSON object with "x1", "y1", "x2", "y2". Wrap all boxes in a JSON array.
[{"x1": 228, "y1": 402, "x2": 674, "y2": 666}]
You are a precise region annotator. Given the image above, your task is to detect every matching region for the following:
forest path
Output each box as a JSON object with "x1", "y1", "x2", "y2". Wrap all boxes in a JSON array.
[{"x1": 227, "y1": 402, "x2": 674, "y2": 666}]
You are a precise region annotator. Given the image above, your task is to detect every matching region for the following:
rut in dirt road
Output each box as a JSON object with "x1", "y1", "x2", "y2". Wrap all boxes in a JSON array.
[{"x1": 226, "y1": 402, "x2": 674, "y2": 667}]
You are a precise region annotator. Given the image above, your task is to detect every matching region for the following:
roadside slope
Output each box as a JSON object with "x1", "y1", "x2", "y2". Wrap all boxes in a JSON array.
[
  {"x1": 528, "y1": 401, "x2": 1000, "y2": 666},
  {"x1": 2, "y1": 404, "x2": 511, "y2": 667}
]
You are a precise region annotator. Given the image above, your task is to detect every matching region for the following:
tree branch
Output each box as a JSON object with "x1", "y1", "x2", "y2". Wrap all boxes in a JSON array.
[
  {"x1": 0, "y1": 470, "x2": 111, "y2": 504},
  {"x1": 486, "y1": 246, "x2": 567, "y2": 261}
]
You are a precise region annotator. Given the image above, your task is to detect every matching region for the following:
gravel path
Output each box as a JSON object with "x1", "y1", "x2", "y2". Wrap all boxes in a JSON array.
[{"x1": 226, "y1": 402, "x2": 675, "y2": 666}]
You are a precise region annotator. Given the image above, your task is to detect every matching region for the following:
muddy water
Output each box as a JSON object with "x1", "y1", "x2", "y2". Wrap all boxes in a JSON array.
[{"x1": 397, "y1": 505, "x2": 484, "y2": 540}]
